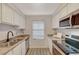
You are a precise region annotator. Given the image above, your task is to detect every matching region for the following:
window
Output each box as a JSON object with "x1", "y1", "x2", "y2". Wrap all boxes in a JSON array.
[{"x1": 32, "y1": 21, "x2": 44, "y2": 39}]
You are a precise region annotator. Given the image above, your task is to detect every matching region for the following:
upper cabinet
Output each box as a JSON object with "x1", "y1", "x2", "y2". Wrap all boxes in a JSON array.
[
  {"x1": 0, "y1": 4, "x2": 26, "y2": 29},
  {"x1": 13, "y1": 11, "x2": 20, "y2": 26},
  {"x1": 52, "y1": 4, "x2": 79, "y2": 29},
  {"x1": 13, "y1": 11, "x2": 26, "y2": 29},
  {"x1": 2, "y1": 4, "x2": 13, "y2": 25},
  {"x1": 18, "y1": 15, "x2": 25, "y2": 29},
  {"x1": 59, "y1": 6, "x2": 68, "y2": 19},
  {"x1": 52, "y1": 13, "x2": 60, "y2": 28},
  {"x1": 67, "y1": 4, "x2": 79, "y2": 15},
  {"x1": 0, "y1": 4, "x2": 2, "y2": 25},
  {"x1": 0, "y1": 4, "x2": 1, "y2": 19}
]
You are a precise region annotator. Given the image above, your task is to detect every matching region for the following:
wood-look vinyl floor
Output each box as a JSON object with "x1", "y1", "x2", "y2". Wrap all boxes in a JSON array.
[{"x1": 26, "y1": 48, "x2": 51, "y2": 55}]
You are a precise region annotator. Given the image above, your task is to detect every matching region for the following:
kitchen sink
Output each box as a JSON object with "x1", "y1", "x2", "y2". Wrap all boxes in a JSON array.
[
  {"x1": 0, "y1": 37, "x2": 23, "y2": 47},
  {"x1": 0, "y1": 42, "x2": 9, "y2": 47},
  {"x1": 0, "y1": 39, "x2": 18, "y2": 47},
  {"x1": 9, "y1": 39, "x2": 18, "y2": 46}
]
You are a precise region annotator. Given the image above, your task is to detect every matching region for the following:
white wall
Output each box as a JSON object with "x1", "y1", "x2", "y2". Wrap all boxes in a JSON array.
[{"x1": 25, "y1": 15, "x2": 52, "y2": 48}]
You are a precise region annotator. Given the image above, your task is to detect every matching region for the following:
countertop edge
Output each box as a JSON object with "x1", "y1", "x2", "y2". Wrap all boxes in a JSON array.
[{"x1": 52, "y1": 41, "x2": 66, "y2": 55}]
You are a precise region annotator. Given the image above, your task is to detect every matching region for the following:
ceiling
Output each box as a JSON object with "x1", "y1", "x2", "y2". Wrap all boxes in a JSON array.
[{"x1": 13, "y1": 3, "x2": 66, "y2": 15}]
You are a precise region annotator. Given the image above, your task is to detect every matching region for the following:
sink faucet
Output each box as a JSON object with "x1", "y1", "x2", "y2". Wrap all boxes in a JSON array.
[{"x1": 6, "y1": 31, "x2": 14, "y2": 42}]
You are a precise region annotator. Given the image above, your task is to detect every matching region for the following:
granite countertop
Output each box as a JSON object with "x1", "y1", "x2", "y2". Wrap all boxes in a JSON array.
[{"x1": 0, "y1": 34, "x2": 29, "y2": 55}]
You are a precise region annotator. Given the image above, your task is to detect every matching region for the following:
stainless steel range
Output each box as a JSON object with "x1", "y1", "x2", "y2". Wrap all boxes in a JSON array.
[{"x1": 64, "y1": 35, "x2": 79, "y2": 55}]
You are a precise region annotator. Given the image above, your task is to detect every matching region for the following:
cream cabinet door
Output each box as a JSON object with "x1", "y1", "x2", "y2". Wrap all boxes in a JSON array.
[
  {"x1": 0, "y1": 4, "x2": 1, "y2": 19},
  {"x1": 6, "y1": 51, "x2": 13, "y2": 55},
  {"x1": 48, "y1": 37, "x2": 53, "y2": 54},
  {"x1": 67, "y1": 3, "x2": 79, "y2": 14},
  {"x1": 13, "y1": 11, "x2": 20, "y2": 26},
  {"x1": 18, "y1": 16, "x2": 25, "y2": 29},
  {"x1": 23, "y1": 18, "x2": 25, "y2": 29},
  {"x1": 59, "y1": 6, "x2": 68, "y2": 18},
  {"x1": 52, "y1": 13, "x2": 60, "y2": 28},
  {"x1": 0, "y1": 4, "x2": 2, "y2": 23},
  {"x1": 26, "y1": 40, "x2": 28, "y2": 53},
  {"x1": 21, "y1": 41, "x2": 26, "y2": 55},
  {"x1": 12, "y1": 44, "x2": 22, "y2": 55},
  {"x1": 21, "y1": 17, "x2": 25, "y2": 29},
  {"x1": 2, "y1": 4, "x2": 13, "y2": 25},
  {"x1": 18, "y1": 16, "x2": 23, "y2": 29}
]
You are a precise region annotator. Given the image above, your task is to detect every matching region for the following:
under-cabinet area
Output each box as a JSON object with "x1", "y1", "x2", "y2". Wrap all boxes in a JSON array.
[{"x1": 0, "y1": 3, "x2": 79, "y2": 55}]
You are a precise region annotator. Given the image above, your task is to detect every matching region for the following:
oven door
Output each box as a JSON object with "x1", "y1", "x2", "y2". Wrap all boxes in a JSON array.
[{"x1": 64, "y1": 37, "x2": 79, "y2": 54}]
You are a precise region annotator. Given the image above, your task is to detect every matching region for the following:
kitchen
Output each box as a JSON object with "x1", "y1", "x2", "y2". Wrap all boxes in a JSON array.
[{"x1": 0, "y1": 3, "x2": 79, "y2": 55}]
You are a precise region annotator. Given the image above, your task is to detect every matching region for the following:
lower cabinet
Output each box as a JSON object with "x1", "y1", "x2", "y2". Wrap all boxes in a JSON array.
[
  {"x1": 26, "y1": 39, "x2": 29, "y2": 53},
  {"x1": 21, "y1": 41, "x2": 26, "y2": 55},
  {"x1": 5, "y1": 40, "x2": 28, "y2": 55},
  {"x1": 48, "y1": 37, "x2": 53, "y2": 54},
  {"x1": 12, "y1": 44, "x2": 22, "y2": 55},
  {"x1": 6, "y1": 51, "x2": 13, "y2": 55}
]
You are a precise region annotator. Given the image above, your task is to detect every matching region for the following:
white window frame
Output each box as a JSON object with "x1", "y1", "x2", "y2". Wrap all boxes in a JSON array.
[{"x1": 32, "y1": 20, "x2": 45, "y2": 40}]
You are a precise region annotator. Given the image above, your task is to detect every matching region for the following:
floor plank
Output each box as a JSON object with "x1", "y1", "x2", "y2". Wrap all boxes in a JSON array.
[{"x1": 27, "y1": 48, "x2": 50, "y2": 55}]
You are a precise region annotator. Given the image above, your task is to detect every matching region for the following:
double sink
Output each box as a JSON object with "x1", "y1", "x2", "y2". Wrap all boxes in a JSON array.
[{"x1": 0, "y1": 37, "x2": 23, "y2": 47}]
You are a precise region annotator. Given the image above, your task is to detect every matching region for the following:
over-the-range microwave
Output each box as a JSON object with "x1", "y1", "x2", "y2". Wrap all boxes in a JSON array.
[
  {"x1": 59, "y1": 13, "x2": 79, "y2": 28},
  {"x1": 59, "y1": 17, "x2": 71, "y2": 28}
]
